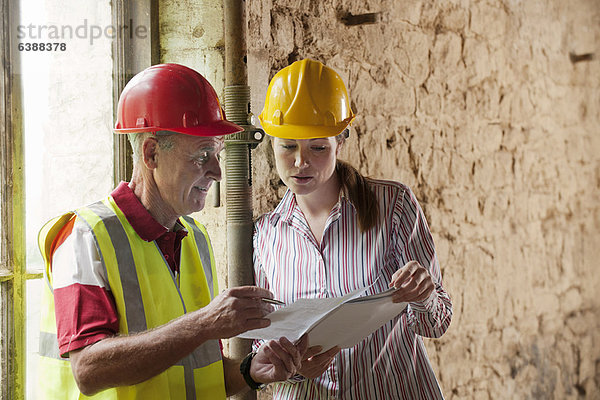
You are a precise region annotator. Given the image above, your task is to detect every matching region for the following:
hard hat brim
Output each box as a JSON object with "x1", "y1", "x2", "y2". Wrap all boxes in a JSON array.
[
  {"x1": 114, "y1": 120, "x2": 244, "y2": 137},
  {"x1": 259, "y1": 116, "x2": 354, "y2": 140}
]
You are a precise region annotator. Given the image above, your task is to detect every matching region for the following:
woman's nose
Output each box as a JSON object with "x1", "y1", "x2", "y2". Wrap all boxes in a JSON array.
[{"x1": 294, "y1": 148, "x2": 309, "y2": 168}]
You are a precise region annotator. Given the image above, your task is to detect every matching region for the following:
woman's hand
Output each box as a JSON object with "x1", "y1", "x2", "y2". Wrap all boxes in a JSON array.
[
  {"x1": 389, "y1": 261, "x2": 435, "y2": 303},
  {"x1": 298, "y1": 345, "x2": 340, "y2": 379},
  {"x1": 251, "y1": 335, "x2": 308, "y2": 383}
]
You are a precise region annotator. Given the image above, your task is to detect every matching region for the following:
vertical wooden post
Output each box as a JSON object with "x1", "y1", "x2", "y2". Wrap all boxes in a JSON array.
[{"x1": 0, "y1": 0, "x2": 26, "y2": 398}]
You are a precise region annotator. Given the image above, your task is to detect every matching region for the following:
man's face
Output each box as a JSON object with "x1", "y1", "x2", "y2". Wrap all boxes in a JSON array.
[{"x1": 153, "y1": 134, "x2": 224, "y2": 217}]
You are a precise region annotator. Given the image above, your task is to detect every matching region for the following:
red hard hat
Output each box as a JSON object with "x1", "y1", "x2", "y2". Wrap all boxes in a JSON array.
[{"x1": 114, "y1": 63, "x2": 243, "y2": 137}]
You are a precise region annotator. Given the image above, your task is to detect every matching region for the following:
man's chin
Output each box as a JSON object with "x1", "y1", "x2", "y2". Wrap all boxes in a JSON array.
[{"x1": 180, "y1": 198, "x2": 207, "y2": 216}]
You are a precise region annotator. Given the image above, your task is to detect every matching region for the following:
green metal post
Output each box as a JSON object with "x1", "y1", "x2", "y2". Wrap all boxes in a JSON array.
[{"x1": 1, "y1": 0, "x2": 26, "y2": 398}]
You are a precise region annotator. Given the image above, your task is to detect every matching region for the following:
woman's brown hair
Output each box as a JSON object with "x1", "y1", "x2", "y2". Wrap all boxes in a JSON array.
[{"x1": 336, "y1": 159, "x2": 379, "y2": 232}]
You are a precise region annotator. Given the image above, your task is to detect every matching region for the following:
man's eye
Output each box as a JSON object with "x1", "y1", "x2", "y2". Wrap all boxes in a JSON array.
[
  {"x1": 281, "y1": 145, "x2": 296, "y2": 150},
  {"x1": 193, "y1": 152, "x2": 210, "y2": 165},
  {"x1": 312, "y1": 146, "x2": 326, "y2": 151}
]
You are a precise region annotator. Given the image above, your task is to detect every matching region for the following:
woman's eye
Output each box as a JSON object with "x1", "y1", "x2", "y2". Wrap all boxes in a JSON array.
[
  {"x1": 312, "y1": 146, "x2": 326, "y2": 151},
  {"x1": 281, "y1": 145, "x2": 296, "y2": 150}
]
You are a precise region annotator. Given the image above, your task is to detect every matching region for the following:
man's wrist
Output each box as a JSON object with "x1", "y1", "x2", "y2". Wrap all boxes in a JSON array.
[{"x1": 240, "y1": 352, "x2": 266, "y2": 391}]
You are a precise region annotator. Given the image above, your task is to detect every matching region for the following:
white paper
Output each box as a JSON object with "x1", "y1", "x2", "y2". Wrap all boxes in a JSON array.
[
  {"x1": 304, "y1": 294, "x2": 407, "y2": 350},
  {"x1": 237, "y1": 286, "x2": 407, "y2": 351}
]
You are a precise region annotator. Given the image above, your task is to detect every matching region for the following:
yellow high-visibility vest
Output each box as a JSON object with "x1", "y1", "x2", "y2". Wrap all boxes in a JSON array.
[{"x1": 37, "y1": 196, "x2": 226, "y2": 400}]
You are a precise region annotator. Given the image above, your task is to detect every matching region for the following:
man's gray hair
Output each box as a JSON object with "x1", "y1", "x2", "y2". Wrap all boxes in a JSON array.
[{"x1": 128, "y1": 131, "x2": 176, "y2": 164}]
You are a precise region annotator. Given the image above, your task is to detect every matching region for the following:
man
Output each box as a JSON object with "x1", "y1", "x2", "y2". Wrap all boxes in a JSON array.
[{"x1": 37, "y1": 63, "x2": 306, "y2": 399}]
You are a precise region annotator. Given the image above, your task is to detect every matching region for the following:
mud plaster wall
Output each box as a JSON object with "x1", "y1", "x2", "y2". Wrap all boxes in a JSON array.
[
  {"x1": 159, "y1": 0, "x2": 600, "y2": 398},
  {"x1": 247, "y1": 1, "x2": 600, "y2": 399}
]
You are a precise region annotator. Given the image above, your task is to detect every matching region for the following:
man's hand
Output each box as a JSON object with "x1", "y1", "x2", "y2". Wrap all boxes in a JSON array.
[
  {"x1": 198, "y1": 286, "x2": 275, "y2": 339},
  {"x1": 250, "y1": 336, "x2": 308, "y2": 383},
  {"x1": 389, "y1": 261, "x2": 435, "y2": 303},
  {"x1": 298, "y1": 345, "x2": 340, "y2": 379}
]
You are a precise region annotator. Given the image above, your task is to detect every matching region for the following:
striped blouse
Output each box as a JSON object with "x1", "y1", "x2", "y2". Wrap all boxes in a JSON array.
[{"x1": 253, "y1": 178, "x2": 452, "y2": 399}]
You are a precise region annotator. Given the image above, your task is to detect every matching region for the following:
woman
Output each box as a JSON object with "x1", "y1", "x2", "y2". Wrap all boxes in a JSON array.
[{"x1": 253, "y1": 58, "x2": 452, "y2": 399}]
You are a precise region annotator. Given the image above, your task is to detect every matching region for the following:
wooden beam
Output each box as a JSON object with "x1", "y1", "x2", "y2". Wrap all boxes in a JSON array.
[{"x1": 1, "y1": 0, "x2": 26, "y2": 397}]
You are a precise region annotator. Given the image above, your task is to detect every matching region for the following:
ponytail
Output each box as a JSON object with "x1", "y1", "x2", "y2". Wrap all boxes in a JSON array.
[{"x1": 336, "y1": 160, "x2": 379, "y2": 232}]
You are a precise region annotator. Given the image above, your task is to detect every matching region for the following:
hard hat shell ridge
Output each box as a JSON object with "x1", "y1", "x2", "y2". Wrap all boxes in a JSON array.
[{"x1": 114, "y1": 63, "x2": 243, "y2": 137}]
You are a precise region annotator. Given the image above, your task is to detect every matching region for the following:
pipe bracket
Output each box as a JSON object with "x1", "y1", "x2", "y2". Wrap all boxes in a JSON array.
[{"x1": 224, "y1": 125, "x2": 264, "y2": 149}]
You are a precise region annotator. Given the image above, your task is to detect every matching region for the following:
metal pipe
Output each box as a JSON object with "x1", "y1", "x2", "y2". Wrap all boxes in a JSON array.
[
  {"x1": 223, "y1": 1, "x2": 258, "y2": 399},
  {"x1": 224, "y1": 0, "x2": 247, "y2": 87},
  {"x1": 210, "y1": 181, "x2": 221, "y2": 207}
]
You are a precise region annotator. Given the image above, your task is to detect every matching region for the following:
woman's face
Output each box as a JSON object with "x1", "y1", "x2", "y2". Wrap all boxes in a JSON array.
[{"x1": 272, "y1": 136, "x2": 341, "y2": 196}]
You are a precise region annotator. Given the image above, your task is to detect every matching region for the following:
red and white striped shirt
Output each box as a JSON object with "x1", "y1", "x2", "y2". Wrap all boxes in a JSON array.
[{"x1": 253, "y1": 179, "x2": 452, "y2": 399}]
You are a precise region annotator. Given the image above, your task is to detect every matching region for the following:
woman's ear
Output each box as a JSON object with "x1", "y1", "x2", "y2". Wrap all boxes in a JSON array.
[
  {"x1": 142, "y1": 136, "x2": 159, "y2": 169},
  {"x1": 335, "y1": 129, "x2": 348, "y2": 156},
  {"x1": 335, "y1": 137, "x2": 344, "y2": 156}
]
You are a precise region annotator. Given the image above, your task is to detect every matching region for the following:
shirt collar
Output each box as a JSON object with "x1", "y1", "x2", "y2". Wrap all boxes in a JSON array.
[
  {"x1": 268, "y1": 187, "x2": 350, "y2": 227},
  {"x1": 110, "y1": 181, "x2": 187, "y2": 242}
]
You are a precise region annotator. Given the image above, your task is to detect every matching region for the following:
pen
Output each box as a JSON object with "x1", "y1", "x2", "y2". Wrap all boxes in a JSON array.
[{"x1": 261, "y1": 297, "x2": 286, "y2": 306}]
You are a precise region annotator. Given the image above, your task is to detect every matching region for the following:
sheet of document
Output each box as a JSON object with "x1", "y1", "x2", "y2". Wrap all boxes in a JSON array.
[
  {"x1": 304, "y1": 295, "x2": 407, "y2": 350},
  {"x1": 237, "y1": 285, "x2": 407, "y2": 351},
  {"x1": 237, "y1": 288, "x2": 365, "y2": 343}
]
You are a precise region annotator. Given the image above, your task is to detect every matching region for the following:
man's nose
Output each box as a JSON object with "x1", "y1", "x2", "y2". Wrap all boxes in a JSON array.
[{"x1": 206, "y1": 155, "x2": 222, "y2": 181}]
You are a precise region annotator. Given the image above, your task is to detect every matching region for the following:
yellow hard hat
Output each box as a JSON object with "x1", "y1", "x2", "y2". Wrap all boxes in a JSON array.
[{"x1": 259, "y1": 59, "x2": 355, "y2": 139}]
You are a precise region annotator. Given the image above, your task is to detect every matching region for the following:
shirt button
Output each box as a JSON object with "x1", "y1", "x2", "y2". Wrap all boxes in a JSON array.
[{"x1": 165, "y1": 255, "x2": 170, "y2": 259}]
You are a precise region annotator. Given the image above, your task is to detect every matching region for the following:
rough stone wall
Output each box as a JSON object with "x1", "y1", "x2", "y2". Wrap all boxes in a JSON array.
[{"x1": 247, "y1": 0, "x2": 600, "y2": 399}]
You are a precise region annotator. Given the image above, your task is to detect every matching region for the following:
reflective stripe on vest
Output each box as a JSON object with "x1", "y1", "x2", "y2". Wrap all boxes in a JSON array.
[
  {"x1": 182, "y1": 215, "x2": 214, "y2": 299},
  {"x1": 38, "y1": 197, "x2": 225, "y2": 399},
  {"x1": 86, "y1": 201, "x2": 148, "y2": 333},
  {"x1": 39, "y1": 331, "x2": 61, "y2": 360}
]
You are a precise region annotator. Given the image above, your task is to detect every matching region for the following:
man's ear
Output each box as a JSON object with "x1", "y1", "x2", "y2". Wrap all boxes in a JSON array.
[{"x1": 142, "y1": 136, "x2": 159, "y2": 169}]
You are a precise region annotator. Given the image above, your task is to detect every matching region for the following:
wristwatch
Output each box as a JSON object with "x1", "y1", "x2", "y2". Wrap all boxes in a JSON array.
[{"x1": 240, "y1": 352, "x2": 266, "y2": 391}]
